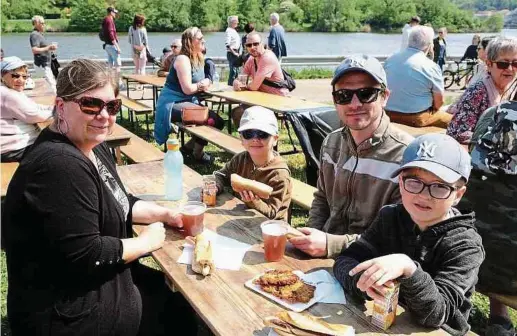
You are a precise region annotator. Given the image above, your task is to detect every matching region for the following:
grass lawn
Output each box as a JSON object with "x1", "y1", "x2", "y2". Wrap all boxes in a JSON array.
[{"x1": 1, "y1": 97, "x2": 515, "y2": 335}]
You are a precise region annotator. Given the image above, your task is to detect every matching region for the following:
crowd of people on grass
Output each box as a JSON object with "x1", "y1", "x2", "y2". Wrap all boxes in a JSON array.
[{"x1": 1, "y1": 6, "x2": 517, "y2": 336}]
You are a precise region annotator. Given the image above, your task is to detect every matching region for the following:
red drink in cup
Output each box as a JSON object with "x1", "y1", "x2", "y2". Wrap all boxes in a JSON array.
[
  {"x1": 181, "y1": 201, "x2": 207, "y2": 237},
  {"x1": 261, "y1": 220, "x2": 288, "y2": 262}
]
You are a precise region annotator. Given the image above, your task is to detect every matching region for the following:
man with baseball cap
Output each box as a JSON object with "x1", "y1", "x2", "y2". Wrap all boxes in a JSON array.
[
  {"x1": 334, "y1": 133, "x2": 484, "y2": 336},
  {"x1": 101, "y1": 7, "x2": 123, "y2": 88},
  {"x1": 214, "y1": 106, "x2": 292, "y2": 221},
  {"x1": 289, "y1": 55, "x2": 413, "y2": 258}
]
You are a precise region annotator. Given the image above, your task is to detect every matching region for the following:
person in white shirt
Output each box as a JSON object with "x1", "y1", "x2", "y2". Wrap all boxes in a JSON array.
[
  {"x1": 225, "y1": 15, "x2": 241, "y2": 85},
  {"x1": 400, "y1": 16, "x2": 421, "y2": 51}
]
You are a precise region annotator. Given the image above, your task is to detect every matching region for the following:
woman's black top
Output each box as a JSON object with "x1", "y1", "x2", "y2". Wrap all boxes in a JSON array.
[{"x1": 2, "y1": 128, "x2": 142, "y2": 335}]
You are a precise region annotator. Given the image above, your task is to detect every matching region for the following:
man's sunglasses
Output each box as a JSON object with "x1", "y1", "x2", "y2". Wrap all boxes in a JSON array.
[
  {"x1": 245, "y1": 42, "x2": 260, "y2": 48},
  {"x1": 11, "y1": 73, "x2": 29, "y2": 80},
  {"x1": 402, "y1": 177, "x2": 457, "y2": 200},
  {"x1": 171, "y1": 45, "x2": 180, "y2": 49},
  {"x1": 240, "y1": 129, "x2": 271, "y2": 140},
  {"x1": 494, "y1": 61, "x2": 517, "y2": 70},
  {"x1": 332, "y1": 87, "x2": 383, "y2": 105},
  {"x1": 71, "y1": 96, "x2": 122, "y2": 116}
]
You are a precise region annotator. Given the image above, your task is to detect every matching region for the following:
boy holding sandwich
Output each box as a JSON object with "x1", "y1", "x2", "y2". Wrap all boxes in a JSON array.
[
  {"x1": 333, "y1": 134, "x2": 485, "y2": 335},
  {"x1": 214, "y1": 106, "x2": 292, "y2": 220}
]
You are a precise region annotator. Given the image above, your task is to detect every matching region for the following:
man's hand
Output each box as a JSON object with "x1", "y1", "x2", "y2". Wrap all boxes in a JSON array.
[
  {"x1": 162, "y1": 209, "x2": 183, "y2": 229},
  {"x1": 350, "y1": 254, "x2": 416, "y2": 293},
  {"x1": 233, "y1": 79, "x2": 243, "y2": 91},
  {"x1": 48, "y1": 44, "x2": 57, "y2": 51},
  {"x1": 239, "y1": 190, "x2": 259, "y2": 202},
  {"x1": 288, "y1": 227, "x2": 327, "y2": 257}
]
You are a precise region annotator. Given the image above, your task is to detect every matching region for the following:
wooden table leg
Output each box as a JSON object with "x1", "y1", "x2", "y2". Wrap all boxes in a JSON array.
[{"x1": 115, "y1": 147, "x2": 123, "y2": 165}]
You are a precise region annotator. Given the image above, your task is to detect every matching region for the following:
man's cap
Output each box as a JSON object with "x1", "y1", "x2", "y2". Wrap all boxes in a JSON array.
[
  {"x1": 1, "y1": 56, "x2": 26, "y2": 72},
  {"x1": 410, "y1": 16, "x2": 421, "y2": 23},
  {"x1": 162, "y1": 46, "x2": 172, "y2": 53},
  {"x1": 107, "y1": 7, "x2": 118, "y2": 13},
  {"x1": 238, "y1": 106, "x2": 278, "y2": 135},
  {"x1": 391, "y1": 134, "x2": 471, "y2": 183},
  {"x1": 331, "y1": 55, "x2": 387, "y2": 87}
]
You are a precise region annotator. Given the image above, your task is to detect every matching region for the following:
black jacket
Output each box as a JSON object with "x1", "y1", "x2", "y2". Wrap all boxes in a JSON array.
[
  {"x1": 2, "y1": 128, "x2": 142, "y2": 335},
  {"x1": 334, "y1": 204, "x2": 485, "y2": 336},
  {"x1": 433, "y1": 37, "x2": 447, "y2": 62}
]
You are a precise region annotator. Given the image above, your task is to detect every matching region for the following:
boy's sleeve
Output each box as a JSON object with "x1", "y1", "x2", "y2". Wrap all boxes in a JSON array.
[
  {"x1": 333, "y1": 214, "x2": 384, "y2": 300},
  {"x1": 398, "y1": 238, "x2": 484, "y2": 329},
  {"x1": 245, "y1": 173, "x2": 291, "y2": 220},
  {"x1": 214, "y1": 157, "x2": 236, "y2": 195}
]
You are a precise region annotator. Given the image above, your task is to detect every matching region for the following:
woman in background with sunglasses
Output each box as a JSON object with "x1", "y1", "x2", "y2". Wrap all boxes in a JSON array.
[
  {"x1": 155, "y1": 26, "x2": 224, "y2": 164},
  {"x1": 0, "y1": 56, "x2": 53, "y2": 162},
  {"x1": 447, "y1": 36, "x2": 517, "y2": 145},
  {"x1": 2, "y1": 58, "x2": 198, "y2": 335}
]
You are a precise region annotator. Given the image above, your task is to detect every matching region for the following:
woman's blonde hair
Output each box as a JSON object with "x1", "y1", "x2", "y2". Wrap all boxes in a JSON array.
[{"x1": 180, "y1": 27, "x2": 204, "y2": 69}]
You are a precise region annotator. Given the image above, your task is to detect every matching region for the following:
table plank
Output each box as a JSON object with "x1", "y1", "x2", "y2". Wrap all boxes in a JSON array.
[
  {"x1": 1, "y1": 162, "x2": 19, "y2": 197},
  {"x1": 208, "y1": 90, "x2": 330, "y2": 113},
  {"x1": 123, "y1": 74, "x2": 166, "y2": 88},
  {"x1": 118, "y1": 161, "x2": 451, "y2": 336}
]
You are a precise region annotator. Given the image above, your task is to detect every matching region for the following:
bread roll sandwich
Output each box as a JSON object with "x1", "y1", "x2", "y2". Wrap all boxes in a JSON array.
[
  {"x1": 263, "y1": 311, "x2": 354, "y2": 336},
  {"x1": 286, "y1": 226, "x2": 305, "y2": 240},
  {"x1": 191, "y1": 232, "x2": 214, "y2": 276},
  {"x1": 230, "y1": 173, "x2": 273, "y2": 199}
]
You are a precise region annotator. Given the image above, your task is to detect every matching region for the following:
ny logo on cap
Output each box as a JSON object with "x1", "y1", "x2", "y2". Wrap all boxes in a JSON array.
[
  {"x1": 344, "y1": 57, "x2": 366, "y2": 68},
  {"x1": 416, "y1": 141, "x2": 437, "y2": 158}
]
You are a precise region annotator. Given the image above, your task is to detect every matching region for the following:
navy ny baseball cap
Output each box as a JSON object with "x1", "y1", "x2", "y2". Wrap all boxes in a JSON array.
[
  {"x1": 391, "y1": 134, "x2": 471, "y2": 183},
  {"x1": 331, "y1": 55, "x2": 387, "y2": 87}
]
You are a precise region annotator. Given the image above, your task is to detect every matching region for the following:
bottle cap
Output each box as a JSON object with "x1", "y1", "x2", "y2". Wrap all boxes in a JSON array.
[{"x1": 167, "y1": 139, "x2": 180, "y2": 151}]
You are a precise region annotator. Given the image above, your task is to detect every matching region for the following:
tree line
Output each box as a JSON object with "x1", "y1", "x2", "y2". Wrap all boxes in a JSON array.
[
  {"x1": 1, "y1": 0, "x2": 506, "y2": 33},
  {"x1": 452, "y1": 0, "x2": 517, "y2": 11}
]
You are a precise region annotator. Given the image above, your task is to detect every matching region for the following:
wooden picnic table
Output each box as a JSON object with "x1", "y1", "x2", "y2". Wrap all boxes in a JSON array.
[
  {"x1": 122, "y1": 74, "x2": 165, "y2": 110},
  {"x1": 117, "y1": 161, "x2": 452, "y2": 336}
]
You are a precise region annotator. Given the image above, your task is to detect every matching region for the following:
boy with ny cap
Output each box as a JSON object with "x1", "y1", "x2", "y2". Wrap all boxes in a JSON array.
[
  {"x1": 333, "y1": 133, "x2": 485, "y2": 336},
  {"x1": 214, "y1": 106, "x2": 292, "y2": 221}
]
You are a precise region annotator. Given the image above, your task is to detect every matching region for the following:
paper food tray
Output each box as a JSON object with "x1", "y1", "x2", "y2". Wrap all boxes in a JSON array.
[{"x1": 245, "y1": 270, "x2": 326, "y2": 313}]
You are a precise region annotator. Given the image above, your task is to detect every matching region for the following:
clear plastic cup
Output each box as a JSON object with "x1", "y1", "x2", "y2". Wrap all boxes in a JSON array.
[
  {"x1": 261, "y1": 220, "x2": 288, "y2": 262},
  {"x1": 181, "y1": 201, "x2": 207, "y2": 237}
]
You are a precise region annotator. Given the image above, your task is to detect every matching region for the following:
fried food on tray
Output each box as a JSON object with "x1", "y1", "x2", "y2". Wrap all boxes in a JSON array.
[
  {"x1": 254, "y1": 270, "x2": 316, "y2": 304},
  {"x1": 254, "y1": 269, "x2": 300, "y2": 286}
]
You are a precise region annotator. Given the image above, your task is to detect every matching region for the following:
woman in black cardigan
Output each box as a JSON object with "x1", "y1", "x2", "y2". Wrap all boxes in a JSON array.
[{"x1": 2, "y1": 59, "x2": 197, "y2": 335}]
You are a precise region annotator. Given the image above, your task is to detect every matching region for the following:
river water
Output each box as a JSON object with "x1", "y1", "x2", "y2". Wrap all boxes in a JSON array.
[{"x1": 2, "y1": 29, "x2": 516, "y2": 61}]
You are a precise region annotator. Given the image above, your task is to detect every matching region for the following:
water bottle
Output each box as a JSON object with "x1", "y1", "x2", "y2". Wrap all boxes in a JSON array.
[
  {"x1": 213, "y1": 71, "x2": 220, "y2": 91},
  {"x1": 164, "y1": 139, "x2": 183, "y2": 200}
]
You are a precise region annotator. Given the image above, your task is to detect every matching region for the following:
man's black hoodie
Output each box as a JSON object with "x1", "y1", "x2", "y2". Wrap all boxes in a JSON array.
[{"x1": 334, "y1": 203, "x2": 485, "y2": 336}]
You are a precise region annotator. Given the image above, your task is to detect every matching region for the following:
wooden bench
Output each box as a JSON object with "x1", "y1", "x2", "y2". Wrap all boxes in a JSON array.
[
  {"x1": 119, "y1": 129, "x2": 165, "y2": 164},
  {"x1": 177, "y1": 124, "x2": 316, "y2": 213},
  {"x1": 119, "y1": 94, "x2": 154, "y2": 139},
  {"x1": 481, "y1": 291, "x2": 517, "y2": 310},
  {"x1": 1, "y1": 162, "x2": 19, "y2": 197}
]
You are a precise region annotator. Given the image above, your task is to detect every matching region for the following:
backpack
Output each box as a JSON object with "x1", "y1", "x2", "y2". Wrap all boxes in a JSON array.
[
  {"x1": 254, "y1": 59, "x2": 296, "y2": 92},
  {"x1": 99, "y1": 29, "x2": 106, "y2": 43}
]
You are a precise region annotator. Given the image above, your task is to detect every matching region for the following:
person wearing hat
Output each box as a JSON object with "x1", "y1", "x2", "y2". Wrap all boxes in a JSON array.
[
  {"x1": 334, "y1": 133, "x2": 484, "y2": 336},
  {"x1": 157, "y1": 39, "x2": 181, "y2": 77},
  {"x1": 101, "y1": 7, "x2": 123, "y2": 88},
  {"x1": 214, "y1": 106, "x2": 292, "y2": 221},
  {"x1": 401, "y1": 15, "x2": 421, "y2": 51},
  {"x1": 289, "y1": 55, "x2": 413, "y2": 258},
  {"x1": 1, "y1": 56, "x2": 53, "y2": 162},
  {"x1": 384, "y1": 25, "x2": 449, "y2": 128},
  {"x1": 29, "y1": 15, "x2": 58, "y2": 94}
]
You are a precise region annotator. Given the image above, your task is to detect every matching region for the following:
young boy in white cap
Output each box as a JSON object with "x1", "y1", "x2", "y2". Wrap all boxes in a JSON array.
[
  {"x1": 214, "y1": 106, "x2": 292, "y2": 220},
  {"x1": 333, "y1": 133, "x2": 485, "y2": 335}
]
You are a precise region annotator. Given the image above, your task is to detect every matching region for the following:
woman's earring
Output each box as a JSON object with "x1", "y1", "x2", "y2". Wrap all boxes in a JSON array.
[{"x1": 57, "y1": 115, "x2": 70, "y2": 135}]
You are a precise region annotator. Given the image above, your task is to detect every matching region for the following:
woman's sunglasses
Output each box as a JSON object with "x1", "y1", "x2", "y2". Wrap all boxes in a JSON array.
[
  {"x1": 332, "y1": 87, "x2": 383, "y2": 105},
  {"x1": 11, "y1": 73, "x2": 28, "y2": 80},
  {"x1": 245, "y1": 42, "x2": 260, "y2": 48},
  {"x1": 240, "y1": 129, "x2": 271, "y2": 140},
  {"x1": 71, "y1": 96, "x2": 122, "y2": 116},
  {"x1": 494, "y1": 61, "x2": 517, "y2": 70}
]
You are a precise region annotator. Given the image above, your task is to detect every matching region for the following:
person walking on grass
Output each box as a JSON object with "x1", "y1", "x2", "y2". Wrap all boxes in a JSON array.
[
  {"x1": 101, "y1": 7, "x2": 124, "y2": 89},
  {"x1": 268, "y1": 13, "x2": 287, "y2": 62},
  {"x1": 29, "y1": 15, "x2": 57, "y2": 94},
  {"x1": 225, "y1": 15, "x2": 241, "y2": 86}
]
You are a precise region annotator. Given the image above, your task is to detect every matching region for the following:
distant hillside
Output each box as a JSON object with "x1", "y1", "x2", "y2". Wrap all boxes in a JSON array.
[{"x1": 452, "y1": 0, "x2": 517, "y2": 11}]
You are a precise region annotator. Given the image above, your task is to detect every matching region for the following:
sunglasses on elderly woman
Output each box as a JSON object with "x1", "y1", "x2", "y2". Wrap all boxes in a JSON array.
[
  {"x1": 332, "y1": 87, "x2": 384, "y2": 105},
  {"x1": 494, "y1": 61, "x2": 517, "y2": 70},
  {"x1": 11, "y1": 73, "x2": 29, "y2": 80},
  {"x1": 72, "y1": 96, "x2": 122, "y2": 116},
  {"x1": 240, "y1": 129, "x2": 271, "y2": 140},
  {"x1": 245, "y1": 42, "x2": 260, "y2": 48}
]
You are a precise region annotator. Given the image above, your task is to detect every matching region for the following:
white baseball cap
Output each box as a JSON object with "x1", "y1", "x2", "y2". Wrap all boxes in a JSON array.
[
  {"x1": 1, "y1": 57, "x2": 26, "y2": 72},
  {"x1": 238, "y1": 106, "x2": 278, "y2": 135}
]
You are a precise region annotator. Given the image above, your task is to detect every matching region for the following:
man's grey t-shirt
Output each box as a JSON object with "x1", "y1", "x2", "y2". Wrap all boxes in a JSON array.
[{"x1": 29, "y1": 30, "x2": 50, "y2": 67}]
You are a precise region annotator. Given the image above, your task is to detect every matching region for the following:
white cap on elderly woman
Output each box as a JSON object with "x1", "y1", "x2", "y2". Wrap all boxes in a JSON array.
[
  {"x1": 238, "y1": 106, "x2": 278, "y2": 135},
  {"x1": 1, "y1": 56, "x2": 26, "y2": 72}
]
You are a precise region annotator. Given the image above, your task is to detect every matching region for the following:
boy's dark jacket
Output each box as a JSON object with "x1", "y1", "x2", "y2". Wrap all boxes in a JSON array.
[{"x1": 334, "y1": 204, "x2": 485, "y2": 336}]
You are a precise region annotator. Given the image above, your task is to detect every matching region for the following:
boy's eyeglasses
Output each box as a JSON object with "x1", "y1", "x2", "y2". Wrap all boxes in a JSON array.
[
  {"x1": 240, "y1": 129, "x2": 271, "y2": 140},
  {"x1": 332, "y1": 87, "x2": 383, "y2": 105},
  {"x1": 11, "y1": 73, "x2": 29, "y2": 80},
  {"x1": 71, "y1": 96, "x2": 122, "y2": 116},
  {"x1": 402, "y1": 177, "x2": 457, "y2": 199},
  {"x1": 245, "y1": 42, "x2": 260, "y2": 48},
  {"x1": 494, "y1": 61, "x2": 517, "y2": 70}
]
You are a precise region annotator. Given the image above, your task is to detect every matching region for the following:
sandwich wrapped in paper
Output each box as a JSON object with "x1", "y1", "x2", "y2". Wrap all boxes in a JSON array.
[
  {"x1": 264, "y1": 311, "x2": 354, "y2": 336},
  {"x1": 191, "y1": 232, "x2": 214, "y2": 276}
]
